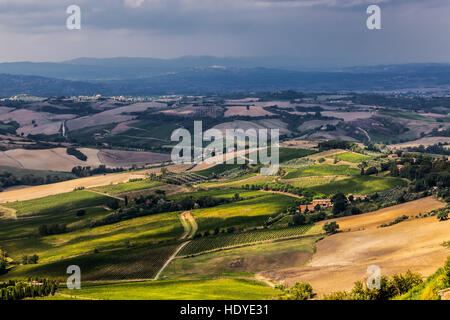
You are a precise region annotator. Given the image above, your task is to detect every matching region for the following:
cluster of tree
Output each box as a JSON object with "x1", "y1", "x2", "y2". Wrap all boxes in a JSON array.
[
  {"x1": 0, "y1": 279, "x2": 57, "y2": 300},
  {"x1": 361, "y1": 166, "x2": 378, "y2": 175},
  {"x1": 406, "y1": 143, "x2": 450, "y2": 156},
  {"x1": 323, "y1": 270, "x2": 423, "y2": 300},
  {"x1": 379, "y1": 215, "x2": 408, "y2": 228},
  {"x1": 437, "y1": 209, "x2": 449, "y2": 221},
  {"x1": 38, "y1": 224, "x2": 67, "y2": 236},
  {"x1": 67, "y1": 147, "x2": 88, "y2": 161},
  {"x1": 323, "y1": 221, "x2": 339, "y2": 234},
  {"x1": 0, "y1": 171, "x2": 72, "y2": 191},
  {"x1": 0, "y1": 120, "x2": 20, "y2": 135},
  {"x1": 277, "y1": 282, "x2": 314, "y2": 300},
  {"x1": 21, "y1": 254, "x2": 39, "y2": 265},
  {"x1": 0, "y1": 249, "x2": 7, "y2": 275},
  {"x1": 318, "y1": 140, "x2": 355, "y2": 151},
  {"x1": 71, "y1": 165, "x2": 125, "y2": 177},
  {"x1": 194, "y1": 226, "x2": 240, "y2": 238},
  {"x1": 390, "y1": 155, "x2": 450, "y2": 192}
]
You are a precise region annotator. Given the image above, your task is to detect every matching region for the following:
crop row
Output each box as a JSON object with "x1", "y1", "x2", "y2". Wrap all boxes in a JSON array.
[{"x1": 178, "y1": 224, "x2": 314, "y2": 256}]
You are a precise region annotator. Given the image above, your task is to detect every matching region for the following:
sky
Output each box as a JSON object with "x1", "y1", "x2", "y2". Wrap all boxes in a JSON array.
[{"x1": 0, "y1": 0, "x2": 449, "y2": 67}]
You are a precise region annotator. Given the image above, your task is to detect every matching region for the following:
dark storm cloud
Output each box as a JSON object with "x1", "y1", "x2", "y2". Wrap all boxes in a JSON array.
[{"x1": 0, "y1": 0, "x2": 448, "y2": 65}]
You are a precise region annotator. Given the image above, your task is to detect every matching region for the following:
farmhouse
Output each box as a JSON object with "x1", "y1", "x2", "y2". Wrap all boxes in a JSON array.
[{"x1": 299, "y1": 199, "x2": 333, "y2": 213}]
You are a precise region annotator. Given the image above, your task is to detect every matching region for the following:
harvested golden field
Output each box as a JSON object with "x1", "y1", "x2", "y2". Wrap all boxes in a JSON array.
[
  {"x1": 262, "y1": 197, "x2": 449, "y2": 297},
  {"x1": 316, "y1": 196, "x2": 445, "y2": 231},
  {"x1": 0, "y1": 164, "x2": 188, "y2": 203},
  {"x1": 0, "y1": 148, "x2": 170, "y2": 172},
  {"x1": 0, "y1": 148, "x2": 102, "y2": 171}
]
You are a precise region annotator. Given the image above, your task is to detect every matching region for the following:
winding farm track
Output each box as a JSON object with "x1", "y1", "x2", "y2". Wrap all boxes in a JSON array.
[
  {"x1": 153, "y1": 211, "x2": 198, "y2": 280},
  {"x1": 178, "y1": 211, "x2": 198, "y2": 240}
]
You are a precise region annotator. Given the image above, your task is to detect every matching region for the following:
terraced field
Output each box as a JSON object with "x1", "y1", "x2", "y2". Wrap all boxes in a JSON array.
[{"x1": 178, "y1": 225, "x2": 315, "y2": 256}]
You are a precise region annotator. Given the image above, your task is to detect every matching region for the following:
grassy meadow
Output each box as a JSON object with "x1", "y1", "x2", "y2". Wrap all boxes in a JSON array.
[
  {"x1": 4, "y1": 190, "x2": 113, "y2": 216},
  {"x1": 57, "y1": 278, "x2": 280, "y2": 300}
]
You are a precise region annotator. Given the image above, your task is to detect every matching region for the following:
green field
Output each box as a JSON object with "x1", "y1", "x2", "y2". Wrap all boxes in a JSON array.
[
  {"x1": 282, "y1": 175, "x2": 351, "y2": 188},
  {"x1": 178, "y1": 225, "x2": 314, "y2": 256},
  {"x1": 4, "y1": 190, "x2": 113, "y2": 216},
  {"x1": 309, "y1": 176, "x2": 407, "y2": 196},
  {"x1": 57, "y1": 278, "x2": 280, "y2": 300},
  {"x1": 328, "y1": 152, "x2": 373, "y2": 163},
  {"x1": 0, "y1": 206, "x2": 110, "y2": 241},
  {"x1": 1, "y1": 211, "x2": 183, "y2": 263},
  {"x1": 3, "y1": 243, "x2": 178, "y2": 281},
  {"x1": 283, "y1": 164, "x2": 360, "y2": 179},
  {"x1": 191, "y1": 194, "x2": 299, "y2": 233},
  {"x1": 90, "y1": 179, "x2": 164, "y2": 195},
  {"x1": 168, "y1": 189, "x2": 265, "y2": 200}
]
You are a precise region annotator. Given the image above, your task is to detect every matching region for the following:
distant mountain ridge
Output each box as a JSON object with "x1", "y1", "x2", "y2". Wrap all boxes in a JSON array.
[{"x1": 0, "y1": 57, "x2": 449, "y2": 97}]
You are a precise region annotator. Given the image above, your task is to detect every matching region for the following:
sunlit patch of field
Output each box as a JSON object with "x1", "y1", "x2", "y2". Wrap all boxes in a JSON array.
[
  {"x1": 282, "y1": 175, "x2": 351, "y2": 188},
  {"x1": 3, "y1": 190, "x2": 112, "y2": 216},
  {"x1": 326, "y1": 151, "x2": 373, "y2": 163},
  {"x1": 283, "y1": 164, "x2": 360, "y2": 179},
  {"x1": 90, "y1": 179, "x2": 164, "y2": 195},
  {"x1": 309, "y1": 175, "x2": 406, "y2": 196},
  {"x1": 1, "y1": 211, "x2": 183, "y2": 263},
  {"x1": 55, "y1": 278, "x2": 280, "y2": 300},
  {"x1": 192, "y1": 194, "x2": 299, "y2": 233}
]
